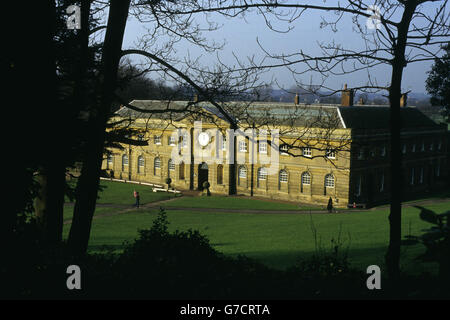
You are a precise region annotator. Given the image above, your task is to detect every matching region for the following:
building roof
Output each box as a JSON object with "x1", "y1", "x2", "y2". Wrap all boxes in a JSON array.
[
  {"x1": 116, "y1": 100, "x2": 235, "y2": 123},
  {"x1": 338, "y1": 106, "x2": 442, "y2": 130},
  {"x1": 115, "y1": 100, "x2": 443, "y2": 131}
]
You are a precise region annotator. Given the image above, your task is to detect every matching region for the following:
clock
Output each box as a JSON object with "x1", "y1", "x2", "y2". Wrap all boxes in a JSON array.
[{"x1": 198, "y1": 132, "x2": 210, "y2": 146}]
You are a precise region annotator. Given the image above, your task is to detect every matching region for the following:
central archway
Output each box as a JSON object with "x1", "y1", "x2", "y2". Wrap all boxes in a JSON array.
[{"x1": 198, "y1": 162, "x2": 209, "y2": 190}]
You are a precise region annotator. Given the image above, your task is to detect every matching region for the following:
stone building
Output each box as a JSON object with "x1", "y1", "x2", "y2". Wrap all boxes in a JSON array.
[{"x1": 102, "y1": 92, "x2": 447, "y2": 208}]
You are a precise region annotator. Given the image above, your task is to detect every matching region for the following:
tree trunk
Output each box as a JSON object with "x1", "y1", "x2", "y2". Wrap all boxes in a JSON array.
[
  {"x1": 385, "y1": 1, "x2": 418, "y2": 281},
  {"x1": 35, "y1": 164, "x2": 65, "y2": 244},
  {"x1": 68, "y1": 0, "x2": 131, "y2": 256}
]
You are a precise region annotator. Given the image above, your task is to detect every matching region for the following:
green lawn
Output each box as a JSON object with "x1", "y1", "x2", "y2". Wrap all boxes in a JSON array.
[
  {"x1": 63, "y1": 205, "x2": 118, "y2": 221},
  {"x1": 62, "y1": 180, "x2": 447, "y2": 274},
  {"x1": 63, "y1": 202, "x2": 448, "y2": 274},
  {"x1": 163, "y1": 195, "x2": 320, "y2": 211},
  {"x1": 66, "y1": 179, "x2": 176, "y2": 205}
]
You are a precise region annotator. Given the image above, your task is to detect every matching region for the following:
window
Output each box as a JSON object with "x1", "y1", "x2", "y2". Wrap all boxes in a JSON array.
[
  {"x1": 179, "y1": 161, "x2": 185, "y2": 180},
  {"x1": 122, "y1": 154, "x2": 128, "y2": 171},
  {"x1": 259, "y1": 141, "x2": 267, "y2": 154},
  {"x1": 301, "y1": 172, "x2": 311, "y2": 185},
  {"x1": 436, "y1": 163, "x2": 440, "y2": 177},
  {"x1": 302, "y1": 147, "x2": 312, "y2": 157},
  {"x1": 419, "y1": 167, "x2": 424, "y2": 184},
  {"x1": 257, "y1": 167, "x2": 267, "y2": 181},
  {"x1": 410, "y1": 168, "x2": 415, "y2": 185},
  {"x1": 154, "y1": 157, "x2": 161, "y2": 169},
  {"x1": 356, "y1": 175, "x2": 362, "y2": 196},
  {"x1": 137, "y1": 155, "x2": 145, "y2": 173},
  {"x1": 279, "y1": 170, "x2": 288, "y2": 183},
  {"x1": 137, "y1": 134, "x2": 144, "y2": 141},
  {"x1": 380, "y1": 173, "x2": 384, "y2": 192},
  {"x1": 217, "y1": 165, "x2": 223, "y2": 184},
  {"x1": 381, "y1": 146, "x2": 386, "y2": 157},
  {"x1": 430, "y1": 143, "x2": 434, "y2": 151},
  {"x1": 221, "y1": 135, "x2": 226, "y2": 150},
  {"x1": 168, "y1": 136, "x2": 176, "y2": 146},
  {"x1": 402, "y1": 144, "x2": 406, "y2": 154},
  {"x1": 438, "y1": 141, "x2": 442, "y2": 150},
  {"x1": 180, "y1": 132, "x2": 188, "y2": 148},
  {"x1": 325, "y1": 174, "x2": 335, "y2": 188},
  {"x1": 238, "y1": 141, "x2": 247, "y2": 152},
  {"x1": 357, "y1": 148, "x2": 364, "y2": 160},
  {"x1": 107, "y1": 154, "x2": 113, "y2": 165},
  {"x1": 421, "y1": 142, "x2": 425, "y2": 152},
  {"x1": 238, "y1": 166, "x2": 247, "y2": 178},
  {"x1": 154, "y1": 135, "x2": 162, "y2": 145},
  {"x1": 168, "y1": 159, "x2": 175, "y2": 171},
  {"x1": 412, "y1": 144, "x2": 416, "y2": 153},
  {"x1": 326, "y1": 149, "x2": 336, "y2": 159},
  {"x1": 280, "y1": 144, "x2": 289, "y2": 155}
]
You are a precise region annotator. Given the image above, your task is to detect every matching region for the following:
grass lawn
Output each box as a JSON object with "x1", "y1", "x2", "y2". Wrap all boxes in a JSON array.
[
  {"x1": 163, "y1": 195, "x2": 320, "y2": 211},
  {"x1": 63, "y1": 202, "x2": 448, "y2": 275},
  {"x1": 63, "y1": 205, "x2": 118, "y2": 221},
  {"x1": 66, "y1": 179, "x2": 176, "y2": 205},
  {"x1": 62, "y1": 180, "x2": 447, "y2": 274}
]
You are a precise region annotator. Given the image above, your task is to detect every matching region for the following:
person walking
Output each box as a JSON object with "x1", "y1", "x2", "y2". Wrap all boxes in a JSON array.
[
  {"x1": 327, "y1": 197, "x2": 333, "y2": 213},
  {"x1": 133, "y1": 190, "x2": 140, "y2": 208}
]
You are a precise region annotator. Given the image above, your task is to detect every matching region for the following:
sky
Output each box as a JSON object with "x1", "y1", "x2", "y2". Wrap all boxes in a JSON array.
[{"x1": 120, "y1": 2, "x2": 447, "y2": 95}]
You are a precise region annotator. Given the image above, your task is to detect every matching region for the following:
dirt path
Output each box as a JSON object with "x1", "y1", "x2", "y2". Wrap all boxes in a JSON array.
[
  {"x1": 63, "y1": 196, "x2": 183, "y2": 224},
  {"x1": 63, "y1": 196, "x2": 450, "y2": 225}
]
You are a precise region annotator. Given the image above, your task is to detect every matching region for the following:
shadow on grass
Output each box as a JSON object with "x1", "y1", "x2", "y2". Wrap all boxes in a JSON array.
[
  {"x1": 88, "y1": 244, "x2": 128, "y2": 253},
  {"x1": 231, "y1": 245, "x2": 438, "y2": 276}
]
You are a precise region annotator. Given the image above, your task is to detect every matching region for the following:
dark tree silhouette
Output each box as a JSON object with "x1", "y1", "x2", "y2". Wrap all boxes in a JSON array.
[{"x1": 426, "y1": 44, "x2": 450, "y2": 122}]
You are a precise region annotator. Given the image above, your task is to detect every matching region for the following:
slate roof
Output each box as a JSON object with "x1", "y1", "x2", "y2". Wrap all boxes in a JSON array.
[
  {"x1": 115, "y1": 100, "x2": 235, "y2": 123},
  {"x1": 115, "y1": 100, "x2": 442, "y2": 130},
  {"x1": 338, "y1": 106, "x2": 442, "y2": 130}
]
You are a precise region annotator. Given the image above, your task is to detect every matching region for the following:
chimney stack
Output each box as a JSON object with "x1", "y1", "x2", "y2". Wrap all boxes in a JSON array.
[
  {"x1": 341, "y1": 84, "x2": 354, "y2": 107},
  {"x1": 294, "y1": 93, "x2": 299, "y2": 105},
  {"x1": 400, "y1": 93, "x2": 407, "y2": 107}
]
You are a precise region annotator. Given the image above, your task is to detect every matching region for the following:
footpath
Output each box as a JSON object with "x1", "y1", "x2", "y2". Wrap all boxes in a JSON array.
[{"x1": 63, "y1": 196, "x2": 450, "y2": 225}]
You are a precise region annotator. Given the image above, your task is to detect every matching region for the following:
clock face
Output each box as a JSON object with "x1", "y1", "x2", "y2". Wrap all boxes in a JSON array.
[{"x1": 198, "y1": 132, "x2": 210, "y2": 146}]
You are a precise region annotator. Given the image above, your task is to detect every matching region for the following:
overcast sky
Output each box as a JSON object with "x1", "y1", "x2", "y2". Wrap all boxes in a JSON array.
[{"x1": 121, "y1": 2, "x2": 446, "y2": 94}]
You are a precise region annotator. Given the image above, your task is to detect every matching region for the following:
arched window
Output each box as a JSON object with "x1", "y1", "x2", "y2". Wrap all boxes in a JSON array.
[
  {"x1": 356, "y1": 175, "x2": 362, "y2": 196},
  {"x1": 238, "y1": 165, "x2": 246, "y2": 186},
  {"x1": 301, "y1": 172, "x2": 310, "y2": 193},
  {"x1": 301, "y1": 172, "x2": 311, "y2": 185},
  {"x1": 257, "y1": 167, "x2": 267, "y2": 181},
  {"x1": 154, "y1": 157, "x2": 161, "y2": 175},
  {"x1": 217, "y1": 164, "x2": 223, "y2": 185},
  {"x1": 107, "y1": 154, "x2": 114, "y2": 169},
  {"x1": 168, "y1": 159, "x2": 175, "y2": 171},
  {"x1": 325, "y1": 174, "x2": 335, "y2": 188},
  {"x1": 179, "y1": 161, "x2": 185, "y2": 180},
  {"x1": 122, "y1": 154, "x2": 128, "y2": 171},
  {"x1": 238, "y1": 166, "x2": 247, "y2": 178},
  {"x1": 257, "y1": 167, "x2": 267, "y2": 188},
  {"x1": 279, "y1": 170, "x2": 288, "y2": 183},
  {"x1": 137, "y1": 155, "x2": 145, "y2": 173}
]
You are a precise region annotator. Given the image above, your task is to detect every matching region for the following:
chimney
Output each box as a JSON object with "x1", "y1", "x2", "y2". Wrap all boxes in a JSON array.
[
  {"x1": 400, "y1": 93, "x2": 407, "y2": 107},
  {"x1": 341, "y1": 84, "x2": 354, "y2": 107},
  {"x1": 294, "y1": 93, "x2": 299, "y2": 105}
]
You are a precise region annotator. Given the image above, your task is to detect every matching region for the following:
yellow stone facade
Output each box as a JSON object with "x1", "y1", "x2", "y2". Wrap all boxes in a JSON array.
[{"x1": 102, "y1": 100, "x2": 447, "y2": 208}]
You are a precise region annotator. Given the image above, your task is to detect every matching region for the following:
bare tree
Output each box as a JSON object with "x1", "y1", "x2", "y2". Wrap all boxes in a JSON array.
[{"x1": 150, "y1": 0, "x2": 450, "y2": 279}]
